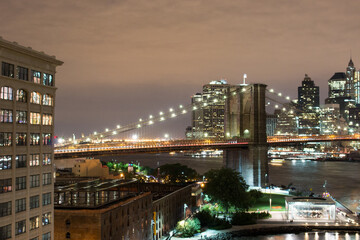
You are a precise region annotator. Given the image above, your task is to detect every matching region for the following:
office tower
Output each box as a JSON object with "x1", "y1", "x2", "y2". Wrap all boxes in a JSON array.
[
  {"x1": 298, "y1": 74, "x2": 320, "y2": 111},
  {"x1": 274, "y1": 105, "x2": 298, "y2": 136},
  {"x1": 0, "y1": 38, "x2": 62, "y2": 240},
  {"x1": 346, "y1": 58, "x2": 356, "y2": 99},
  {"x1": 266, "y1": 114, "x2": 277, "y2": 136},
  {"x1": 188, "y1": 79, "x2": 228, "y2": 139},
  {"x1": 326, "y1": 72, "x2": 352, "y2": 118},
  {"x1": 297, "y1": 74, "x2": 320, "y2": 135}
]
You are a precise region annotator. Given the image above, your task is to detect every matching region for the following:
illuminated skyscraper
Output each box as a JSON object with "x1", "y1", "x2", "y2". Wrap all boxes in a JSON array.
[
  {"x1": 188, "y1": 79, "x2": 229, "y2": 139},
  {"x1": 346, "y1": 58, "x2": 356, "y2": 98},
  {"x1": 298, "y1": 74, "x2": 319, "y2": 111}
]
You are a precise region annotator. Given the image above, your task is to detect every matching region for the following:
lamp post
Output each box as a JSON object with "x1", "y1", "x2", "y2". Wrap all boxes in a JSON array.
[{"x1": 184, "y1": 203, "x2": 188, "y2": 219}]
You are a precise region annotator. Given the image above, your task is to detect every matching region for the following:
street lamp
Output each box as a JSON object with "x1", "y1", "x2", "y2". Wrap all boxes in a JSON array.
[{"x1": 184, "y1": 203, "x2": 188, "y2": 219}]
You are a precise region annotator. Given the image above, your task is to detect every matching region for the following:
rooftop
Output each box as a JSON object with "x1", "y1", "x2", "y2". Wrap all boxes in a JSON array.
[{"x1": 0, "y1": 36, "x2": 63, "y2": 65}]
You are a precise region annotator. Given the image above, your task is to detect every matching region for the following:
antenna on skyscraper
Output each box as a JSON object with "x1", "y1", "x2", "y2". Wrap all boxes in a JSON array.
[{"x1": 243, "y1": 73, "x2": 247, "y2": 85}]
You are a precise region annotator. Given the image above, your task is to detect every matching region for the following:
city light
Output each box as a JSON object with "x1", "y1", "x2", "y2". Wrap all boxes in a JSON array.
[
  {"x1": 132, "y1": 134, "x2": 138, "y2": 140},
  {"x1": 149, "y1": 115, "x2": 153, "y2": 119},
  {"x1": 116, "y1": 125, "x2": 120, "y2": 129},
  {"x1": 179, "y1": 105, "x2": 183, "y2": 108},
  {"x1": 169, "y1": 108, "x2": 173, "y2": 112},
  {"x1": 105, "y1": 128, "x2": 109, "y2": 132},
  {"x1": 159, "y1": 111, "x2": 163, "y2": 115}
]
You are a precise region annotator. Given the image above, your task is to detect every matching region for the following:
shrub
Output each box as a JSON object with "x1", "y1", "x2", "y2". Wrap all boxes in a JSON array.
[
  {"x1": 193, "y1": 210, "x2": 213, "y2": 228},
  {"x1": 175, "y1": 218, "x2": 201, "y2": 238}
]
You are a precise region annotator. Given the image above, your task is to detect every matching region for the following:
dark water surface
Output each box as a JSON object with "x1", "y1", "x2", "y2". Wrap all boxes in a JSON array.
[
  {"x1": 99, "y1": 153, "x2": 360, "y2": 212},
  {"x1": 235, "y1": 231, "x2": 359, "y2": 239}
]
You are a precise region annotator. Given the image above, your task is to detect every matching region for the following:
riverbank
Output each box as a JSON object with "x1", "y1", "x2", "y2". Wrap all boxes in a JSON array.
[{"x1": 172, "y1": 222, "x2": 360, "y2": 240}]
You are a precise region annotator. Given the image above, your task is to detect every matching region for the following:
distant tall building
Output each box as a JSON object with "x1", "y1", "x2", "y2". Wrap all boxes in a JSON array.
[
  {"x1": 346, "y1": 58, "x2": 356, "y2": 99},
  {"x1": 298, "y1": 74, "x2": 320, "y2": 111},
  {"x1": 274, "y1": 105, "x2": 298, "y2": 136},
  {"x1": 266, "y1": 114, "x2": 277, "y2": 136},
  {"x1": 0, "y1": 38, "x2": 62, "y2": 240},
  {"x1": 297, "y1": 74, "x2": 320, "y2": 135},
  {"x1": 326, "y1": 72, "x2": 352, "y2": 118},
  {"x1": 187, "y1": 79, "x2": 229, "y2": 139}
]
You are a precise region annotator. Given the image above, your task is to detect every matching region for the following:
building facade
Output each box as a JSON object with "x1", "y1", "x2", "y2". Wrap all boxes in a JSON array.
[
  {"x1": 54, "y1": 180, "x2": 192, "y2": 240},
  {"x1": 187, "y1": 80, "x2": 229, "y2": 139},
  {"x1": 0, "y1": 38, "x2": 62, "y2": 240}
]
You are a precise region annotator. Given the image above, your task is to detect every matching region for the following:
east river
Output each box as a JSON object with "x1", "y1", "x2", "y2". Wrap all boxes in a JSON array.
[{"x1": 99, "y1": 153, "x2": 360, "y2": 213}]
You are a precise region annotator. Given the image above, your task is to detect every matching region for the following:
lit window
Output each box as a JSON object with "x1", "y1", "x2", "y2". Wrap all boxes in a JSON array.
[
  {"x1": 30, "y1": 133, "x2": 40, "y2": 145},
  {"x1": 42, "y1": 94, "x2": 53, "y2": 106},
  {"x1": 42, "y1": 114, "x2": 53, "y2": 125},
  {"x1": 42, "y1": 212, "x2": 51, "y2": 226},
  {"x1": 0, "y1": 156, "x2": 11, "y2": 170},
  {"x1": 30, "y1": 216, "x2": 40, "y2": 230},
  {"x1": 16, "y1": 133, "x2": 27, "y2": 146},
  {"x1": 31, "y1": 70, "x2": 41, "y2": 84},
  {"x1": 43, "y1": 134, "x2": 52, "y2": 145},
  {"x1": 0, "y1": 179, "x2": 12, "y2": 194},
  {"x1": 43, "y1": 73, "x2": 54, "y2": 86},
  {"x1": 30, "y1": 154, "x2": 40, "y2": 167},
  {"x1": 16, "y1": 111, "x2": 27, "y2": 124},
  {"x1": 16, "y1": 89, "x2": 27, "y2": 102},
  {"x1": 0, "y1": 87, "x2": 13, "y2": 100},
  {"x1": 0, "y1": 109, "x2": 13, "y2": 123},
  {"x1": 30, "y1": 92, "x2": 41, "y2": 104},
  {"x1": 30, "y1": 112, "x2": 41, "y2": 124},
  {"x1": 0, "y1": 133, "x2": 12, "y2": 146},
  {"x1": 43, "y1": 153, "x2": 51, "y2": 165}
]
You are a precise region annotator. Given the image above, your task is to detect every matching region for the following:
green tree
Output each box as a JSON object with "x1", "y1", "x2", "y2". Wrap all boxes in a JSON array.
[
  {"x1": 203, "y1": 168, "x2": 250, "y2": 213},
  {"x1": 159, "y1": 163, "x2": 198, "y2": 183}
]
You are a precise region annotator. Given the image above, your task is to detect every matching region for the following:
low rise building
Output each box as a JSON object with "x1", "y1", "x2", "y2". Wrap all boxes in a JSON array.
[
  {"x1": 286, "y1": 197, "x2": 336, "y2": 222},
  {"x1": 54, "y1": 179, "x2": 192, "y2": 240}
]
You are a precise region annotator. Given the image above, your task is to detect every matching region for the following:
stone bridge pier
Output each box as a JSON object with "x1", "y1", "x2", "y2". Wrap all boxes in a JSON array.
[{"x1": 224, "y1": 84, "x2": 268, "y2": 188}]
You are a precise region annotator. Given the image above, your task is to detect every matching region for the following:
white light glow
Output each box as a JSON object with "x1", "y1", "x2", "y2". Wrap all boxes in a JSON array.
[
  {"x1": 116, "y1": 125, "x2": 120, "y2": 129},
  {"x1": 149, "y1": 115, "x2": 153, "y2": 119},
  {"x1": 112, "y1": 131, "x2": 117, "y2": 135},
  {"x1": 160, "y1": 117, "x2": 165, "y2": 121},
  {"x1": 171, "y1": 113, "x2": 176, "y2": 118},
  {"x1": 159, "y1": 111, "x2": 163, "y2": 115},
  {"x1": 182, "y1": 110, "x2": 187, "y2": 114},
  {"x1": 179, "y1": 105, "x2": 183, "y2": 108},
  {"x1": 169, "y1": 108, "x2": 173, "y2": 112},
  {"x1": 269, "y1": 89, "x2": 274, "y2": 92},
  {"x1": 105, "y1": 128, "x2": 109, "y2": 132},
  {"x1": 278, "y1": 93, "x2": 282, "y2": 96},
  {"x1": 149, "y1": 120, "x2": 154, "y2": 125},
  {"x1": 132, "y1": 134, "x2": 138, "y2": 140}
]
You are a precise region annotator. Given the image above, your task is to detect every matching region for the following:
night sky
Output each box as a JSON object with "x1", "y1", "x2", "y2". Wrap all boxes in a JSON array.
[{"x1": 2, "y1": 0, "x2": 360, "y2": 138}]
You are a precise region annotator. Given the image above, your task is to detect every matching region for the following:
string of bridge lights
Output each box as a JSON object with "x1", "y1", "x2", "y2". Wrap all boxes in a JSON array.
[
  {"x1": 77, "y1": 85, "x2": 301, "y2": 142},
  {"x1": 76, "y1": 86, "x2": 254, "y2": 142}
]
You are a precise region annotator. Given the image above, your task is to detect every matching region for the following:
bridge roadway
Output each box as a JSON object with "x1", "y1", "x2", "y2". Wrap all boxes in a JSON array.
[{"x1": 54, "y1": 134, "x2": 360, "y2": 159}]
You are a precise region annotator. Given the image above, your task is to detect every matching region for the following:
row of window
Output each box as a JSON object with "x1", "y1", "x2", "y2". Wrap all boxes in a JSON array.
[
  {"x1": 0, "y1": 87, "x2": 53, "y2": 105},
  {"x1": 0, "y1": 174, "x2": 52, "y2": 193},
  {"x1": 0, "y1": 193, "x2": 51, "y2": 218},
  {"x1": 0, "y1": 133, "x2": 52, "y2": 147},
  {"x1": 0, "y1": 110, "x2": 53, "y2": 125},
  {"x1": 0, "y1": 221, "x2": 51, "y2": 239},
  {"x1": 2, "y1": 61, "x2": 54, "y2": 86}
]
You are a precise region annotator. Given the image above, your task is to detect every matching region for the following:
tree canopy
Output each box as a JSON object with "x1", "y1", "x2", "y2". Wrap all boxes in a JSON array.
[
  {"x1": 203, "y1": 167, "x2": 259, "y2": 212},
  {"x1": 159, "y1": 163, "x2": 198, "y2": 183}
]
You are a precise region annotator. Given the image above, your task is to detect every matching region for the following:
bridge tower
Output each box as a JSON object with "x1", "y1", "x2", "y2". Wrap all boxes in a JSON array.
[{"x1": 224, "y1": 84, "x2": 268, "y2": 188}]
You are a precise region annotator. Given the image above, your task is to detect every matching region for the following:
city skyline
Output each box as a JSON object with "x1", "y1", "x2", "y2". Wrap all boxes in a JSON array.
[{"x1": 2, "y1": 0, "x2": 360, "y2": 137}]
